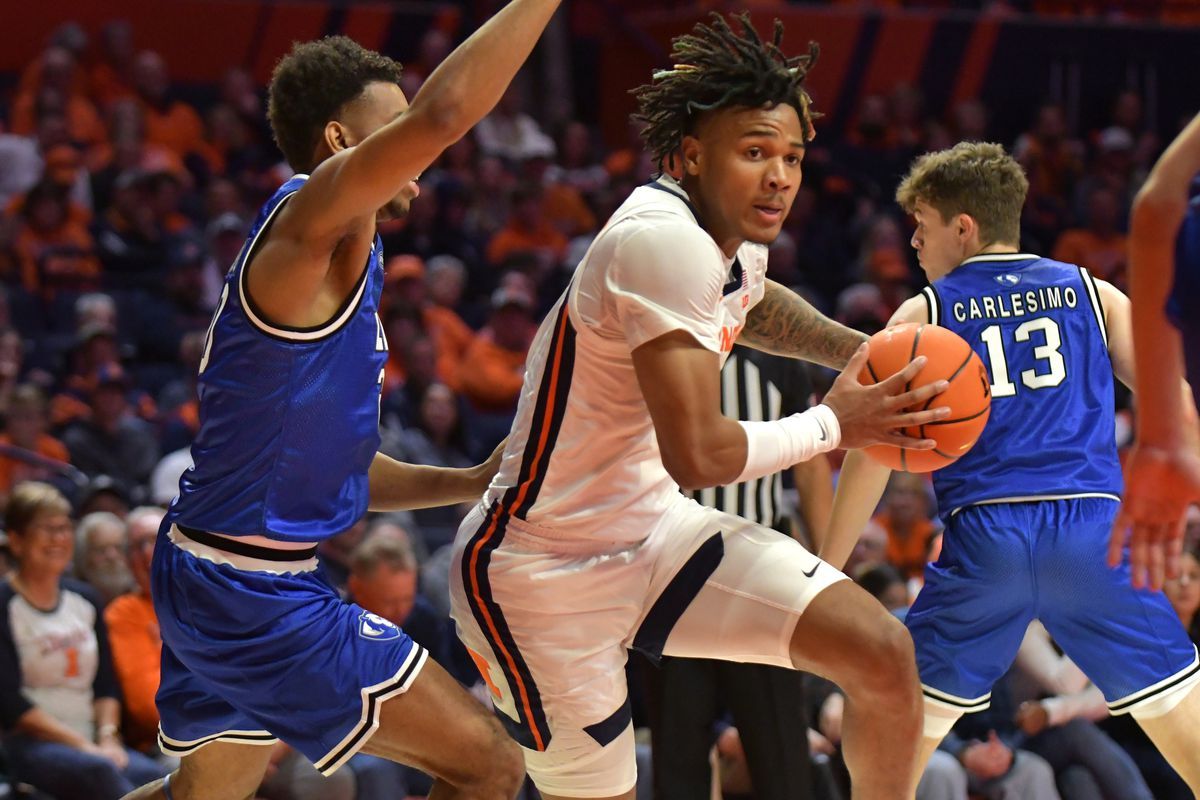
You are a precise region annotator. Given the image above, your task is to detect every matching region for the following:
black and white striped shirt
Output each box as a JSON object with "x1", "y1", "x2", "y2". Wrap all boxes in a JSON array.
[{"x1": 693, "y1": 345, "x2": 815, "y2": 527}]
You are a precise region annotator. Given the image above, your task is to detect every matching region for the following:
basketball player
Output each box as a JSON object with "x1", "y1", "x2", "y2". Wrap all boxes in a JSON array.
[
  {"x1": 448, "y1": 14, "x2": 953, "y2": 800},
  {"x1": 823, "y1": 141, "x2": 1200, "y2": 793},
  {"x1": 118, "y1": 4, "x2": 564, "y2": 799},
  {"x1": 1113, "y1": 112, "x2": 1200, "y2": 591}
]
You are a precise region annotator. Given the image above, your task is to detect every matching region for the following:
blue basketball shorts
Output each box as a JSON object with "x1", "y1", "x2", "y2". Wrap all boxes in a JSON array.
[
  {"x1": 152, "y1": 523, "x2": 428, "y2": 775},
  {"x1": 907, "y1": 497, "x2": 1199, "y2": 716}
]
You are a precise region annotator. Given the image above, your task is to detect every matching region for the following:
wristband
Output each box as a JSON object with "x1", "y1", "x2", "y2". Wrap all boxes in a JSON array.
[
  {"x1": 736, "y1": 404, "x2": 840, "y2": 483},
  {"x1": 97, "y1": 723, "x2": 119, "y2": 740}
]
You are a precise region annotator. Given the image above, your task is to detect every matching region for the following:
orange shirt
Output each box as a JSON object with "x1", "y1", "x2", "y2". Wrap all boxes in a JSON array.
[
  {"x1": 0, "y1": 433, "x2": 70, "y2": 498},
  {"x1": 103, "y1": 592, "x2": 161, "y2": 751},
  {"x1": 457, "y1": 333, "x2": 526, "y2": 412},
  {"x1": 486, "y1": 221, "x2": 568, "y2": 267},
  {"x1": 10, "y1": 93, "x2": 105, "y2": 147},
  {"x1": 14, "y1": 221, "x2": 101, "y2": 297},
  {"x1": 424, "y1": 306, "x2": 475, "y2": 392},
  {"x1": 874, "y1": 511, "x2": 938, "y2": 581},
  {"x1": 1052, "y1": 229, "x2": 1128, "y2": 283},
  {"x1": 142, "y1": 100, "x2": 205, "y2": 159},
  {"x1": 542, "y1": 183, "x2": 596, "y2": 238}
]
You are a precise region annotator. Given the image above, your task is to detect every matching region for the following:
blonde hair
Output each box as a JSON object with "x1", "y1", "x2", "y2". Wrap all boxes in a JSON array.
[
  {"x1": 895, "y1": 141, "x2": 1028, "y2": 246},
  {"x1": 6, "y1": 482, "x2": 71, "y2": 536}
]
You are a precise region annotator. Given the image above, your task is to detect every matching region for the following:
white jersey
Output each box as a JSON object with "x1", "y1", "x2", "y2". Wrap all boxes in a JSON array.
[{"x1": 482, "y1": 175, "x2": 768, "y2": 542}]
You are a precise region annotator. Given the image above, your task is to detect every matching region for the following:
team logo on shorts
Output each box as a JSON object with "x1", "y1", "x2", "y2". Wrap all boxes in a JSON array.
[{"x1": 357, "y1": 611, "x2": 401, "y2": 641}]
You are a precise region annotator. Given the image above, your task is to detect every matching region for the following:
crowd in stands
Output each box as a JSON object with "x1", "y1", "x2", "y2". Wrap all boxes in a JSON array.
[{"x1": 0, "y1": 15, "x2": 1196, "y2": 800}]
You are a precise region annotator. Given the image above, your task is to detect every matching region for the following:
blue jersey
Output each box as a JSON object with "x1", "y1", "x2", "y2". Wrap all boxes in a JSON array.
[
  {"x1": 1168, "y1": 193, "x2": 1200, "y2": 413},
  {"x1": 924, "y1": 253, "x2": 1122, "y2": 517},
  {"x1": 168, "y1": 175, "x2": 388, "y2": 542}
]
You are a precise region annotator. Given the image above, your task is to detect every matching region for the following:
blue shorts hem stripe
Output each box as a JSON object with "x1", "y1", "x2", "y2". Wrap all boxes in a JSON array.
[
  {"x1": 158, "y1": 728, "x2": 278, "y2": 756},
  {"x1": 921, "y1": 684, "x2": 991, "y2": 712},
  {"x1": 312, "y1": 644, "x2": 429, "y2": 776},
  {"x1": 1107, "y1": 648, "x2": 1200, "y2": 714}
]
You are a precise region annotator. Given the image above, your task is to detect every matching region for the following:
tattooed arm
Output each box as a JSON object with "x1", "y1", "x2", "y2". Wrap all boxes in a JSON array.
[{"x1": 740, "y1": 279, "x2": 867, "y2": 369}]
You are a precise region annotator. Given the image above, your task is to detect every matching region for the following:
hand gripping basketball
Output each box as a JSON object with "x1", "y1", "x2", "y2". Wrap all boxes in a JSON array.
[{"x1": 822, "y1": 342, "x2": 951, "y2": 452}]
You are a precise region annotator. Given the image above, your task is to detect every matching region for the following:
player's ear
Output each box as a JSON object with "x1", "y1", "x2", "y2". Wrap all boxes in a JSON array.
[
  {"x1": 680, "y1": 135, "x2": 702, "y2": 177},
  {"x1": 323, "y1": 120, "x2": 352, "y2": 154}
]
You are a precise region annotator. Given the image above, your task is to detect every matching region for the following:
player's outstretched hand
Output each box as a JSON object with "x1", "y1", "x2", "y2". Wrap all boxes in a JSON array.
[
  {"x1": 1110, "y1": 443, "x2": 1200, "y2": 590},
  {"x1": 472, "y1": 437, "x2": 509, "y2": 493},
  {"x1": 824, "y1": 343, "x2": 951, "y2": 451}
]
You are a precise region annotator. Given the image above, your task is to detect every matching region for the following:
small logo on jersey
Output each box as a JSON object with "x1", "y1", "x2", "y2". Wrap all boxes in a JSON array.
[
  {"x1": 719, "y1": 323, "x2": 744, "y2": 352},
  {"x1": 358, "y1": 611, "x2": 401, "y2": 641},
  {"x1": 994, "y1": 273, "x2": 1021, "y2": 287},
  {"x1": 741, "y1": 295, "x2": 750, "y2": 309},
  {"x1": 802, "y1": 561, "x2": 821, "y2": 578}
]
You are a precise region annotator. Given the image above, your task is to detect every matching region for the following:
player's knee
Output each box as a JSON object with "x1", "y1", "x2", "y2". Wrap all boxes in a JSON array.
[{"x1": 854, "y1": 614, "x2": 918, "y2": 695}]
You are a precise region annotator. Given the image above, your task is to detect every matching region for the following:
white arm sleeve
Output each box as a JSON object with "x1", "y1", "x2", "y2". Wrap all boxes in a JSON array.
[
  {"x1": 737, "y1": 405, "x2": 841, "y2": 482},
  {"x1": 609, "y1": 224, "x2": 726, "y2": 352}
]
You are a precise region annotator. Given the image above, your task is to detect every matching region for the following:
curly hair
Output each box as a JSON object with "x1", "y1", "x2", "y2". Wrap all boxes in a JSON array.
[
  {"x1": 632, "y1": 13, "x2": 820, "y2": 171},
  {"x1": 267, "y1": 36, "x2": 403, "y2": 173},
  {"x1": 895, "y1": 141, "x2": 1029, "y2": 246}
]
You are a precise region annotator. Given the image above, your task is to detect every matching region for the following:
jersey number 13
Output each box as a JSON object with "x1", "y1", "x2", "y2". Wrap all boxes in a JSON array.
[{"x1": 979, "y1": 316, "x2": 1066, "y2": 398}]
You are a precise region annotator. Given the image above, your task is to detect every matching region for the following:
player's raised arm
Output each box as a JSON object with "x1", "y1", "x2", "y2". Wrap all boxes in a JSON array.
[
  {"x1": 740, "y1": 279, "x2": 868, "y2": 369},
  {"x1": 294, "y1": 0, "x2": 560, "y2": 239}
]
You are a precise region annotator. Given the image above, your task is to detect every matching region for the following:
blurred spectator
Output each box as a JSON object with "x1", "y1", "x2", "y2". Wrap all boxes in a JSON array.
[
  {"x1": 486, "y1": 183, "x2": 569, "y2": 271},
  {"x1": 10, "y1": 46, "x2": 105, "y2": 149},
  {"x1": 89, "y1": 21, "x2": 137, "y2": 110},
  {"x1": 523, "y1": 155, "x2": 597, "y2": 239},
  {"x1": 836, "y1": 283, "x2": 891, "y2": 337},
  {"x1": 78, "y1": 476, "x2": 133, "y2": 520},
  {"x1": 845, "y1": 518, "x2": 889, "y2": 578},
  {"x1": 132, "y1": 51, "x2": 207, "y2": 166},
  {"x1": 1015, "y1": 103, "x2": 1084, "y2": 249},
  {"x1": 0, "y1": 482, "x2": 167, "y2": 798},
  {"x1": 1071, "y1": 126, "x2": 1136, "y2": 225},
  {"x1": 546, "y1": 121, "x2": 609, "y2": 196},
  {"x1": 1052, "y1": 185, "x2": 1127, "y2": 283},
  {"x1": 837, "y1": 93, "x2": 916, "y2": 200},
  {"x1": 458, "y1": 283, "x2": 537, "y2": 415},
  {"x1": 873, "y1": 473, "x2": 939, "y2": 582},
  {"x1": 61, "y1": 364, "x2": 160, "y2": 492},
  {"x1": 89, "y1": 100, "x2": 187, "y2": 212},
  {"x1": 855, "y1": 562, "x2": 909, "y2": 613},
  {"x1": 149, "y1": 446, "x2": 190, "y2": 508},
  {"x1": 0, "y1": 384, "x2": 70, "y2": 504},
  {"x1": 317, "y1": 516, "x2": 367, "y2": 593},
  {"x1": 473, "y1": 85, "x2": 555, "y2": 162},
  {"x1": 383, "y1": 383, "x2": 475, "y2": 552},
  {"x1": 102, "y1": 505, "x2": 165, "y2": 753},
  {"x1": 74, "y1": 511, "x2": 133, "y2": 606},
  {"x1": 380, "y1": 334, "x2": 439, "y2": 432},
  {"x1": 383, "y1": 255, "x2": 475, "y2": 392},
  {"x1": 13, "y1": 179, "x2": 101, "y2": 300},
  {"x1": 950, "y1": 99, "x2": 989, "y2": 143},
  {"x1": 94, "y1": 170, "x2": 171, "y2": 291}
]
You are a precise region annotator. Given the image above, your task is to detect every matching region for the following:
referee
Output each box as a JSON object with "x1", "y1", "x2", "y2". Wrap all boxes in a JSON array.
[{"x1": 646, "y1": 344, "x2": 833, "y2": 800}]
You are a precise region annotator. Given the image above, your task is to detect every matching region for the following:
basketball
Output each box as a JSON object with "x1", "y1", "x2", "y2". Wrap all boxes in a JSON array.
[{"x1": 858, "y1": 322, "x2": 991, "y2": 473}]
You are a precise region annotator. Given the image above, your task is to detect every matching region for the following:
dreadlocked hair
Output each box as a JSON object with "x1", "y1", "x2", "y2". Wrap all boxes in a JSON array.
[{"x1": 632, "y1": 13, "x2": 820, "y2": 171}]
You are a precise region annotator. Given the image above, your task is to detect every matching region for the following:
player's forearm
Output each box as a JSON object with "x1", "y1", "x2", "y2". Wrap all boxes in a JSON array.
[
  {"x1": 367, "y1": 452, "x2": 489, "y2": 511},
  {"x1": 740, "y1": 280, "x2": 867, "y2": 369},
  {"x1": 819, "y1": 449, "x2": 891, "y2": 571},
  {"x1": 365, "y1": 0, "x2": 560, "y2": 168},
  {"x1": 1129, "y1": 198, "x2": 1190, "y2": 445},
  {"x1": 792, "y1": 455, "x2": 833, "y2": 549}
]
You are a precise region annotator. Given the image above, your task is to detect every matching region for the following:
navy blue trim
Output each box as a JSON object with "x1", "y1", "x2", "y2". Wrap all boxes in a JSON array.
[
  {"x1": 722, "y1": 257, "x2": 744, "y2": 297},
  {"x1": 643, "y1": 178, "x2": 702, "y2": 224},
  {"x1": 493, "y1": 706, "x2": 541, "y2": 750},
  {"x1": 460, "y1": 503, "x2": 552, "y2": 750},
  {"x1": 513, "y1": 306, "x2": 576, "y2": 519},
  {"x1": 632, "y1": 533, "x2": 725, "y2": 660},
  {"x1": 584, "y1": 696, "x2": 632, "y2": 747}
]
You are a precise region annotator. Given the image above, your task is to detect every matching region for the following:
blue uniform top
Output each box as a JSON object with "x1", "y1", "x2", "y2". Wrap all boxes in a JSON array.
[
  {"x1": 1168, "y1": 192, "x2": 1200, "y2": 413},
  {"x1": 168, "y1": 175, "x2": 388, "y2": 542},
  {"x1": 924, "y1": 253, "x2": 1123, "y2": 518}
]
